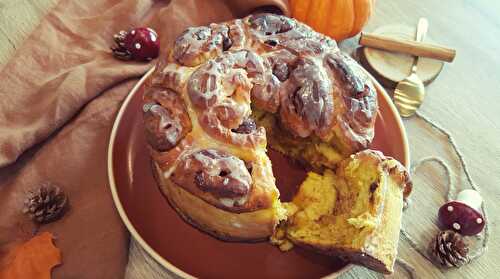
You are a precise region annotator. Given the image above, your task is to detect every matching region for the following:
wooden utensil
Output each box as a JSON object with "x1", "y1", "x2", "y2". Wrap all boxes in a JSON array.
[
  {"x1": 393, "y1": 18, "x2": 428, "y2": 117},
  {"x1": 360, "y1": 24, "x2": 444, "y2": 88},
  {"x1": 359, "y1": 32, "x2": 456, "y2": 62}
]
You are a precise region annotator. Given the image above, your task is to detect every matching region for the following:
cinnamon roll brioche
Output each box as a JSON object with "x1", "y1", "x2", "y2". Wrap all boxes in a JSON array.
[{"x1": 142, "y1": 14, "x2": 391, "y2": 247}]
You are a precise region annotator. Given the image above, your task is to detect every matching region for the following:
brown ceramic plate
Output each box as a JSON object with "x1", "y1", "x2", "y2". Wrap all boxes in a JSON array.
[{"x1": 108, "y1": 68, "x2": 409, "y2": 279}]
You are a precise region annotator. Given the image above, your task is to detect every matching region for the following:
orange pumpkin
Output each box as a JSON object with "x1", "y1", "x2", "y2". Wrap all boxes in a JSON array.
[{"x1": 290, "y1": 0, "x2": 374, "y2": 41}]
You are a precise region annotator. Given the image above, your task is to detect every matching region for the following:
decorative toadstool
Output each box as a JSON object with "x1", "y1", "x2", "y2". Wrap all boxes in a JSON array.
[
  {"x1": 111, "y1": 27, "x2": 160, "y2": 61},
  {"x1": 438, "y1": 189, "x2": 485, "y2": 236}
]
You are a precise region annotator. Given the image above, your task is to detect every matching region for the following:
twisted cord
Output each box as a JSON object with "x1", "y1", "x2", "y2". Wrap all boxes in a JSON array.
[{"x1": 395, "y1": 111, "x2": 489, "y2": 277}]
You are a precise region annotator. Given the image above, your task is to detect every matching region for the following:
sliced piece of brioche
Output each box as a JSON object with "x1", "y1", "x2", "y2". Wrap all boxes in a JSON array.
[{"x1": 279, "y1": 150, "x2": 411, "y2": 273}]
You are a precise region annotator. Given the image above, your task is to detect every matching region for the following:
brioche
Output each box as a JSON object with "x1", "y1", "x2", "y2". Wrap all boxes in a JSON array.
[{"x1": 142, "y1": 13, "x2": 410, "y2": 274}]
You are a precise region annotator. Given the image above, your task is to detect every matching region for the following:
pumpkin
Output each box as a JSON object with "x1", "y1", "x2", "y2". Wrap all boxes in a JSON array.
[{"x1": 290, "y1": 0, "x2": 374, "y2": 41}]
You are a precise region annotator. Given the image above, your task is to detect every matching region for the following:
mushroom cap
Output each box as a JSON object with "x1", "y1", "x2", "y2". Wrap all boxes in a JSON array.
[
  {"x1": 124, "y1": 27, "x2": 160, "y2": 61},
  {"x1": 438, "y1": 201, "x2": 485, "y2": 236}
]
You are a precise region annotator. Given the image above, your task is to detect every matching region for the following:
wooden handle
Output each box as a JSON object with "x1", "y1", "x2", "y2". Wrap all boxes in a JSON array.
[{"x1": 359, "y1": 32, "x2": 456, "y2": 62}]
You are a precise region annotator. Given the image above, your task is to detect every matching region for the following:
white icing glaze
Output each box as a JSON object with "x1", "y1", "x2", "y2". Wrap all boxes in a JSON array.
[
  {"x1": 163, "y1": 165, "x2": 177, "y2": 179},
  {"x1": 191, "y1": 149, "x2": 251, "y2": 188},
  {"x1": 188, "y1": 50, "x2": 263, "y2": 120},
  {"x1": 219, "y1": 195, "x2": 249, "y2": 208},
  {"x1": 232, "y1": 222, "x2": 242, "y2": 228},
  {"x1": 219, "y1": 198, "x2": 235, "y2": 207},
  {"x1": 156, "y1": 107, "x2": 181, "y2": 146}
]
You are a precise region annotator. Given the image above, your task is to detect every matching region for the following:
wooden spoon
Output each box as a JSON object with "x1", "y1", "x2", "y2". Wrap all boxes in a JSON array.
[{"x1": 393, "y1": 18, "x2": 429, "y2": 117}]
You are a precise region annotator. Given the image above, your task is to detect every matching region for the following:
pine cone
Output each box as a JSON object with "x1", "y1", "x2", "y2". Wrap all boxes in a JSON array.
[
  {"x1": 111, "y1": 30, "x2": 132, "y2": 60},
  {"x1": 431, "y1": 230, "x2": 470, "y2": 267},
  {"x1": 23, "y1": 182, "x2": 68, "y2": 224}
]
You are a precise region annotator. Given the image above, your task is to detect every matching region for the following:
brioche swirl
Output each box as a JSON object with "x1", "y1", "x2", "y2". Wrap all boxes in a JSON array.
[{"x1": 143, "y1": 14, "x2": 378, "y2": 226}]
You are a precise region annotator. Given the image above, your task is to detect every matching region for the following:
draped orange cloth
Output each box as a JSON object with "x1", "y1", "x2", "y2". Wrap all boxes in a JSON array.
[{"x1": 0, "y1": 0, "x2": 288, "y2": 277}]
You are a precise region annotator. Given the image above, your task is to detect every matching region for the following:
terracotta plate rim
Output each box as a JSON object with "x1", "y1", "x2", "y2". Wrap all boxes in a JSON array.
[{"x1": 107, "y1": 67, "x2": 410, "y2": 279}]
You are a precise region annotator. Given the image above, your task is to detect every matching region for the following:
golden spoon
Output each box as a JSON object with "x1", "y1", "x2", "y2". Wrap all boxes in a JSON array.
[{"x1": 393, "y1": 18, "x2": 429, "y2": 117}]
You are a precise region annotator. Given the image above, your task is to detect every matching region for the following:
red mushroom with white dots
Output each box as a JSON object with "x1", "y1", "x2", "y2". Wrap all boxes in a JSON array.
[
  {"x1": 438, "y1": 189, "x2": 485, "y2": 236},
  {"x1": 112, "y1": 27, "x2": 160, "y2": 61}
]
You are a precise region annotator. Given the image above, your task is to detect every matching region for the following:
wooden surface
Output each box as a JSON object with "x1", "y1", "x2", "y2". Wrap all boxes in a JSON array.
[{"x1": 1, "y1": 0, "x2": 500, "y2": 278}]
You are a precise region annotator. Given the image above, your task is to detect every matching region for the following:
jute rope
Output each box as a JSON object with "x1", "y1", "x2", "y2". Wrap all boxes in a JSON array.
[{"x1": 393, "y1": 111, "x2": 490, "y2": 278}]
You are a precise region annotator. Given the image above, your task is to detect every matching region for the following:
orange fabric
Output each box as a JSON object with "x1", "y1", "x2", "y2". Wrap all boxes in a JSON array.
[
  {"x1": 0, "y1": 0, "x2": 288, "y2": 278},
  {"x1": 0, "y1": 232, "x2": 61, "y2": 279}
]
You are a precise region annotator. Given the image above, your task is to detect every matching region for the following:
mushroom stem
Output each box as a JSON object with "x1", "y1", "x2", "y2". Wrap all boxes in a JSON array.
[{"x1": 456, "y1": 189, "x2": 482, "y2": 211}]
